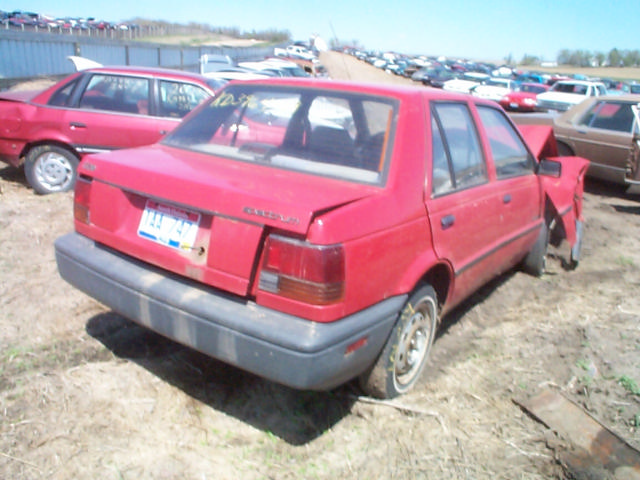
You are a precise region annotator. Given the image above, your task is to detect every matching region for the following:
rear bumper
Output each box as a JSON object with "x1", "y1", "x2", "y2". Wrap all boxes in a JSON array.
[{"x1": 55, "y1": 232, "x2": 405, "y2": 391}]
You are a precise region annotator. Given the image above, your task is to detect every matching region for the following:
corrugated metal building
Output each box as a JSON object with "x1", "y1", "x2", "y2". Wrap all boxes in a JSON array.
[{"x1": 0, "y1": 29, "x2": 275, "y2": 87}]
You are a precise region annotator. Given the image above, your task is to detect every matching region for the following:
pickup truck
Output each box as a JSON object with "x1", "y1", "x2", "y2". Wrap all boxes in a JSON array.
[
  {"x1": 273, "y1": 44, "x2": 316, "y2": 61},
  {"x1": 535, "y1": 79, "x2": 608, "y2": 113},
  {"x1": 55, "y1": 78, "x2": 589, "y2": 398}
]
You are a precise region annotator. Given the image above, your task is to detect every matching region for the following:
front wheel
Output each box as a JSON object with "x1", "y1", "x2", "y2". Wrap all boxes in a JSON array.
[
  {"x1": 522, "y1": 220, "x2": 549, "y2": 277},
  {"x1": 359, "y1": 284, "x2": 438, "y2": 399},
  {"x1": 556, "y1": 142, "x2": 574, "y2": 157},
  {"x1": 24, "y1": 145, "x2": 79, "y2": 194}
]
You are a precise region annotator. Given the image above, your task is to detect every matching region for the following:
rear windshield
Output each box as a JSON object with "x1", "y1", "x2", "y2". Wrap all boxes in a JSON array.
[{"x1": 163, "y1": 84, "x2": 398, "y2": 184}]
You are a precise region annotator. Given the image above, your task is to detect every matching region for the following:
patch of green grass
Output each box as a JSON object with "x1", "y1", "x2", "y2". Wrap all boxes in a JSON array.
[
  {"x1": 575, "y1": 358, "x2": 591, "y2": 371},
  {"x1": 619, "y1": 375, "x2": 640, "y2": 396},
  {"x1": 580, "y1": 375, "x2": 593, "y2": 387},
  {"x1": 616, "y1": 256, "x2": 635, "y2": 267}
]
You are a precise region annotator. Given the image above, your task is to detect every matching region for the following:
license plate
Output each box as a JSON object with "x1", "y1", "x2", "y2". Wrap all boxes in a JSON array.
[
  {"x1": 510, "y1": 102, "x2": 519, "y2": 109},
  {"x1": 137, "y1": 200, "x2": 200, "y2": 250}
]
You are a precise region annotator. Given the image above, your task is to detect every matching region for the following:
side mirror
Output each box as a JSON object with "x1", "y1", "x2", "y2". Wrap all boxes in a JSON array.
[{"x1": 538, "y1": 158, "x2": 561, "y2": 178}]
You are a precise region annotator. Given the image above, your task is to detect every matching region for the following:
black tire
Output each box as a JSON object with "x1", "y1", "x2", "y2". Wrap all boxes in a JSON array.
[
  {"x1": 24, "y1": 145, "x2": 79, "y2": 194},
  {"x1": 556, "y1": 142, "x2": 574, "y2": 157},
  {"x1": 359, "y1": 284, "x2": 438, "y2": 399},
  {"x1": 569, "y1": 219, "x2": 584, "y2": 270},
  {"x1": 522, "y1": 220, "x2": 549, "y2": 277}
]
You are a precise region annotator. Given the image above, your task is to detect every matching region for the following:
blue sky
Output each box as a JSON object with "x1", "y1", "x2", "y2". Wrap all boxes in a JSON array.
[{"x1": 4, "y1": 0, "x2": 638, "y2": 62}]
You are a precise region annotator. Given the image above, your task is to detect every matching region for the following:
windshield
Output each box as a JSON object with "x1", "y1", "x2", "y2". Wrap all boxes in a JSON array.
[
  {"x1": 485, "y1": 79, "x2": 508, "y2": 87},
  {"x1": 552, "y1": 82, "x2": 589, "y2": 94},
  {"x1": 520, "y1": 84, "x2": 546, "y2": 94},
  {"x1": 163, "y1": 84, "x2": 398, "y2": 184}
]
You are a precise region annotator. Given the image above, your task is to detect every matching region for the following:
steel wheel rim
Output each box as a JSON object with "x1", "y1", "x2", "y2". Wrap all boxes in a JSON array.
[
  {"x1": 394, "y1": 303, "x2": 433, "y2": 388},
  {"x1": 34, "y1": 151, "x2": 74, "y2": 192}
]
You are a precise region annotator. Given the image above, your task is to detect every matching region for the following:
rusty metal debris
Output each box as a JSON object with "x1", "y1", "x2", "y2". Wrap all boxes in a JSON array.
[{"x1": 516, "y1": 389, "x2": 640, "y2": 480}]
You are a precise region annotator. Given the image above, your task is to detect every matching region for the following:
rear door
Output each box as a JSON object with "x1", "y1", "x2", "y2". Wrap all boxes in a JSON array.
[{"x1": 68, "y1": 72, "x2": 164, "y2": 153}]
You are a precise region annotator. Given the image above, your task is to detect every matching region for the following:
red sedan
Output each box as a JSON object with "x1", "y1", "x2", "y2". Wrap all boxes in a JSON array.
[
  {"x1": 0, "y1": 66, "x2": 223, "y2": 194},
  {"x1": 56, "y1": 78, "x2": 588, "y2": 398},
  {"x1": 499, "y1": 82, "x2": 549, "y2": 112}
]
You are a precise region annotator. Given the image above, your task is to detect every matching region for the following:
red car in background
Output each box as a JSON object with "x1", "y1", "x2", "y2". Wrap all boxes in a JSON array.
[
  {"x1": 500, "y1": 82, "x2": 550, "y2": 112},
  {"x1": 0, "y1": 66, "x2": 223, "y2": 194}
]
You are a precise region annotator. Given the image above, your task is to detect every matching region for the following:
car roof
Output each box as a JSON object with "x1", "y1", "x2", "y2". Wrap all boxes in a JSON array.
[
  {"x1": 85, "y1": 66, "x2": 210, "y2": 83},
  {"x1": 556, "y1": 79, "x2": 605, "y2": 86},
  {"x1": 223, "y1": 77, "x2": 499, "y2": 105}
]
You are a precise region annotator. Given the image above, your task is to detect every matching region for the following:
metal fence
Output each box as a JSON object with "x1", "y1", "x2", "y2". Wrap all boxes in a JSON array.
[{"x1": 0, "y1": 29, "x2": 277, "y2": 88}]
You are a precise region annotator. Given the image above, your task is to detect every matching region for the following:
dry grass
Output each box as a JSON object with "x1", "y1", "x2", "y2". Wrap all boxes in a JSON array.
[
  {"x1": 1, "y1": 55, "x2": 640, "y2": 479},
  {"x1": 534, "y1": 65, "x2": 640, "y2": 81}
]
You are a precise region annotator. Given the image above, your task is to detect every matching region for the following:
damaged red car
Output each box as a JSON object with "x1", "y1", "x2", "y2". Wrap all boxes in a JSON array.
[
  {"x1": 55, "y1": 79, "x2": 589, "y2": 398},
  {"x1": 0, "y1": 66, "x2": 221, "y2": 194}
]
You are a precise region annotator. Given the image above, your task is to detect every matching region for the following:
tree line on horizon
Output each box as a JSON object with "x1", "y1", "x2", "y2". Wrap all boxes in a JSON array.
[
  {"x1": 515, "y1": 48, "x2": 640, "y2": 67},
  {"x1": 127, "y1": 18, "x2": 292, "y2": 43}
]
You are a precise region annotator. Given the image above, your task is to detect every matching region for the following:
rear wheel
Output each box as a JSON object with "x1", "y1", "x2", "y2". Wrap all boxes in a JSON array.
[
  {"x1": 24, "y1": 145, "x2": 79, "y2": 195},
  {"x1": 556, "y1": 142, "x2": 574, "y2": 157},
  {"x1": 359, "y1": 284, "x2": 438, "y2": 399}
]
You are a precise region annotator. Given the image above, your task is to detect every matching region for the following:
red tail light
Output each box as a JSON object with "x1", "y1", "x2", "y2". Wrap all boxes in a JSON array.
[
  {"x1": 73, "y1": 176, "x2": 92, "y2": 225},
  {"x1": 259, "y1": 235, "x2": 345, "y2": 305}
]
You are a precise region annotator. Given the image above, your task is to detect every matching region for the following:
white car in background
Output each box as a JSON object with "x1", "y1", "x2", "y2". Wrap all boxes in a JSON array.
[
  {"x1": 238, "y1": 59, "x2": 310, "y2": 77},
  {"x1": 199, "y1": 54, "x2": 234, "y2": 74},
  {"x1": 470, "y1": 78, "x2": 517, "y2": 102},
  {"x1": 536, "y1": 80, "x2": 607, "y2": 112},
  {"x1": 442, "y1": 72, "x2": 490, "y2": 94}
]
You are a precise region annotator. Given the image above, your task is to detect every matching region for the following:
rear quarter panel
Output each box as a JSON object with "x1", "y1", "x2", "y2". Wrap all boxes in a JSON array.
[{"x1": 297, "y1": 91, "x2": 439, "y2": 316}]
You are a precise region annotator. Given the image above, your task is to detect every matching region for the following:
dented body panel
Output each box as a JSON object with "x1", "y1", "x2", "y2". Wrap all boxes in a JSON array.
[{"x1": 55, "y1": 78, "x2": 589, "y2": 391}]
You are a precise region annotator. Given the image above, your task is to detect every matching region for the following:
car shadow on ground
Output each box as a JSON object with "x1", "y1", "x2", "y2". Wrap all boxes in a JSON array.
[
  {"x1": 585, "y1": 177, "x2": 640, "y2": 200},
  {"x1": 85, "y1": 312, "x2": 358, "y2": 446},
  {"x1": 584, "y1": 178, "x2": 640, "y2": 214},
  {"x1": 84, "y1": 256, "x2": 569, "y2": 446},
  {"x1": 0, "y1": 165, "x2": 28, "y2": 188}
]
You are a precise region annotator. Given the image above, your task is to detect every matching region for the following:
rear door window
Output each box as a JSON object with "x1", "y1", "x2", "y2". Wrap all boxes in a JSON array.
[
  {"x1": 580, "y1": 101, "x2": 635, "y2": 133},
  {"x1": 158, "y1": 80, "x2": 210, "y2": 118},
  {"x1": 79, "y1": 74, "x2": 150, "y2": 115},
  {"x1": 430, "y1": 102, "x2": 487, "y2": 195},
  {"x1": 48, "y1": 78, "x2": 79, "y2": 107}
]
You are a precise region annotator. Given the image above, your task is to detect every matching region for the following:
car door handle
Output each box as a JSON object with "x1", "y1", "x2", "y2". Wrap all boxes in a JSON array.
[
  {"x1": 441, "y1": 214, "x2": 455, "y2": 229},
  {"x1": 69, "y1": 122, "x2": 87, "y2": 129},
  {"x1": 159, "y1": 130, "x2": 168, "y2": 135},
  {"x1": 503, "y1": 194, "x2": 512, "y2": 204}
]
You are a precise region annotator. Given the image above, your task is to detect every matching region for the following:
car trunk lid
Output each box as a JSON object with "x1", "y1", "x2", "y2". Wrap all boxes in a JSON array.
[
  {"x1": 76, "y1": 144, "x2": 379, "y2": 297},
  {"x1": 0, "y1": 90, "x2": 40, "y2": 103}
]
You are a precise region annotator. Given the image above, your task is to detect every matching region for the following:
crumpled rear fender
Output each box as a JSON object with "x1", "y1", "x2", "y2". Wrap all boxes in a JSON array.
[
  {"x1": 518, "y1": 123, "x2": 589, "y2": 246},
  {"x1": 540, "y1": 155, "x2": 589, "y2": 246}
]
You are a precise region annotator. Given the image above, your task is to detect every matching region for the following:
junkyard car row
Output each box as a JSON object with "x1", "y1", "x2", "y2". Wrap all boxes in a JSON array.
[
  {"x1": 343, "y1": 48, "x2": 640, "y2": 188},
  {"x1": 54, "y1": 78, "x2": 589, "y2": 398},
  {"x1": 344, "y1": 48, "x2": 639, "y2": 116}
]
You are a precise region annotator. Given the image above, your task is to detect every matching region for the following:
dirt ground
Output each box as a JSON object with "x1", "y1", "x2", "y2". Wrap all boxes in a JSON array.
[{"x1": 1, "y1": 52, "x2": 640, "y2": 479}]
